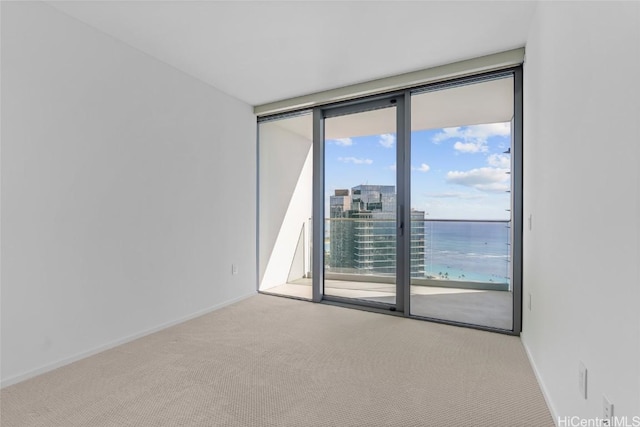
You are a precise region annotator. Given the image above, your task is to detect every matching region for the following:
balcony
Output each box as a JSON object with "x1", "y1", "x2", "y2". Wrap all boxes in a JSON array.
[{"x1": 262, "y1": 219, "x2": 513, "y2": 331}]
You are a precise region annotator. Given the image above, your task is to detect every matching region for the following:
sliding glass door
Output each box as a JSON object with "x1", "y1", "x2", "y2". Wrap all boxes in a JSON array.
[
  {"x1": 259, "y1": 67, "x2": 522, "y2": 333},
  {"x1": 320, "y1": 98, "x2": 402, "y2": 308}
]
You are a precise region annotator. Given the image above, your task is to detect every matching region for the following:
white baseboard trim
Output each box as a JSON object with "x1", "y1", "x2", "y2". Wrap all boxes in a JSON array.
[
  {"x1": 521, "y1": 332, "x2": 559, "y2": 426},
  {"x1": 1, "y1": 291, "x2": 257, "y2": 388}
]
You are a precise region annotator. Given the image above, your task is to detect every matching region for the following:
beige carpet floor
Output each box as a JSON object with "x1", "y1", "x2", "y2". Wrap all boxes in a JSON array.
[{"x1": 1, "y1": 294, "x2": 553, "y2": 426}]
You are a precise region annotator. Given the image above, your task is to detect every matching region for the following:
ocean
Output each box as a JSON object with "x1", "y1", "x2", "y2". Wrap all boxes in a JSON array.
[{"x1": 422, "y1": 221, "x2": 511, "y2": 284}]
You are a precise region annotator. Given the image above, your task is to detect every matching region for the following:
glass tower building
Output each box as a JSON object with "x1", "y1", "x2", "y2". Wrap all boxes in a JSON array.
[{"x1": 328, "y1": 185, "x2": 425, "y2": 277}]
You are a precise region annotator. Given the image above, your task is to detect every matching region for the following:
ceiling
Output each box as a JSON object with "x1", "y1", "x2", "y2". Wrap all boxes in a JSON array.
[{"x1": 47, "y1": 1, "x2": 537, "y2": 107}]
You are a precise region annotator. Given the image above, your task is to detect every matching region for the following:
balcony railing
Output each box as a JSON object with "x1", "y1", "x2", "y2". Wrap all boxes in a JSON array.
[{"x1": 320, "y1": 218, "x2": 511, "y2": 292}]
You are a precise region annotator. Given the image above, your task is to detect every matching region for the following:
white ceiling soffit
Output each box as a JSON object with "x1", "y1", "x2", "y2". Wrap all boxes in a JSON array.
[
  {"x1": 410, "y1": 76, "x2": 513, "y2": 134},
  {"x1": 269, "y1": 76, "x2": 513, "y2": 140},
  {"x1": 47, "y1": 1, "x2": 536, "y2": 107},
  {"x1": 257, "y1": 49, "x2": 522, "y2": 116}
]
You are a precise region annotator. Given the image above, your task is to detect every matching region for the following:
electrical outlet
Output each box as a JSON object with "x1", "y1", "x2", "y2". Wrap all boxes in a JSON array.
[
  {"x1": 603, "y1": 396, "x2": 613, "y2": 425},
  {"x1": 231, "y1": 264, "x2": 238, "y2": 275},
  {"x1": 578, "y1": 362, "x2": 587, "y2": 399}
]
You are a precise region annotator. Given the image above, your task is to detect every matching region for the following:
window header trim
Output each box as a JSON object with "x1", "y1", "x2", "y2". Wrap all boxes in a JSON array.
[{"x1": 254, "y1": 48, "x2": 524, "y2": 117}]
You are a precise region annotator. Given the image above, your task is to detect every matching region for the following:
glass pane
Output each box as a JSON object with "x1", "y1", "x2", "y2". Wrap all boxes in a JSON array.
[
  {"x1": 324, "y1": 107, "x2": 397, "y2": 305},
  {"x1": 410, "y1": 76, "x2": 514, "y2": 330},
  {"x1": 258, "y1": 114, "x2": 313, "y2": 300}
]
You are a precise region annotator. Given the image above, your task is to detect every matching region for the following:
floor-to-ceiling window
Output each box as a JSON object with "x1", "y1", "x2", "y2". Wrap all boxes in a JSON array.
[
  {"x1": 257, "y1": 113, "x2": 313, "y2": 300},
  {"x1": 257, "y1": 67, "x2": 522, "y2": 334},
  {"x1": 408, "y1": 74, "x2": 517, "y2": 330}
]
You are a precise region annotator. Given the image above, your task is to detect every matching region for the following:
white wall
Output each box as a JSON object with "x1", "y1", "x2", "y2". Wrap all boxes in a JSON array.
[
  {"x1": 1, "y1": 2, "x2": 256, "y2": 386},
  {"x1": 522, "y1": 1, "x2": 640, "y2": 421},
  {"x1": 258, "y1": 121, "x2": 312, "y2": 290}
]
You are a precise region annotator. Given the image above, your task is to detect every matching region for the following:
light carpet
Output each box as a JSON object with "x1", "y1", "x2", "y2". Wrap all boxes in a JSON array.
[{"x1": 1, "y1": 294, "x2": 553, "y2": 426}]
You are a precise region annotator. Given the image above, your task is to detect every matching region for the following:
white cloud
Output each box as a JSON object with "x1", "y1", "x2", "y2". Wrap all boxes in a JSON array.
[
  {"x1": 338, "y1": 157, "x2": 373, "y2": 165},
  {"x1": 434, "y1": 123, "x2": 510, "y2": 143},
  {"x1": 487, "y1": 153, "x2": 510, "y2": 168},
  {"x1": 446, "y1": 167, "x2": 510, "y2": 193},
  {"x1": 425, "y1": 192, "x2": 485, "y2": 200},
  {"x1": 473, "y1": 182, "x2": 510, "y2": 192},
  {"x1": 388, "y1": 164, "x2": 396, "y2": 171},
  {"x1": 433, "y1": 122, "x2": 510, "y2": 154},
  {"x1": 425, "y1": 192, "x2": 460, "y2": 199},
  {"x1": 330, "y1": 138, "x2": 353, "y2": 146},
  {"x1": 432, "y1": 127, "x2": 462, "y2": 144},
  {"x1": 413, "y1": 163, "x2": 430, "y2": 172},
  {"x1": 379, "y1": 133, "x2": 395, "y2": 148},
  {"x1": 453, "y1": 141, "x2": 487, "y2": 153}
]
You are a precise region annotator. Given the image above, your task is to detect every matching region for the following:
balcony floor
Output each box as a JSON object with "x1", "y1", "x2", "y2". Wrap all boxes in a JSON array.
[{"x1": 265, "y1": 278, "x2": 512, "y2": 330}]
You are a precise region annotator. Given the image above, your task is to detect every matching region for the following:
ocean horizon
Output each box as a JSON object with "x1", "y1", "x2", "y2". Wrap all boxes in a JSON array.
[{"x1": 423, "y1": 220, "x2": 510, "y2": 284}]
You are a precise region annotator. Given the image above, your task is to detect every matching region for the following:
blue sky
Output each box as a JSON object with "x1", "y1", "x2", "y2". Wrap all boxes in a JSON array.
[{"x1": 325, "y1": 122, "x2": 512, "y2": 220}]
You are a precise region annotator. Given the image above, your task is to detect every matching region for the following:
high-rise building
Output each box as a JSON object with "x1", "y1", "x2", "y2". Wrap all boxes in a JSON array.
[{"x1": 328, "y1": 185, "x2": 425, "y2": 277}]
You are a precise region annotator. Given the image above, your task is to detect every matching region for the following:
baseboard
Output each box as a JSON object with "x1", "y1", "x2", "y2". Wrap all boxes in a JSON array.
[
  {"x1": 1, "y1": 291, "x2": 257, "y2": 388},
  {"x1": 521, "y1": 332, "x2": 559, "y2": 426}
]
